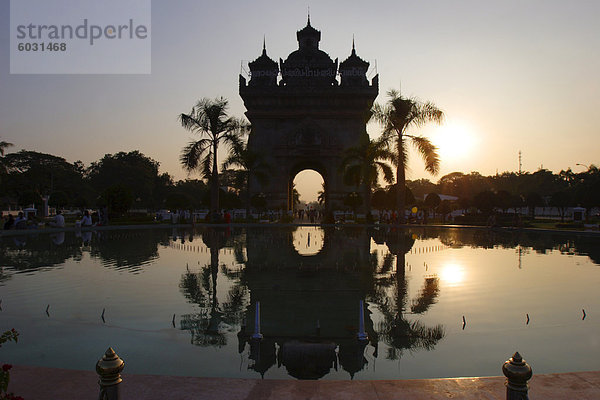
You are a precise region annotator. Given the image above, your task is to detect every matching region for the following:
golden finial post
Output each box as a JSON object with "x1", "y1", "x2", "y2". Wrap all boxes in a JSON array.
[
  {"x1": 96, "y1": 347, "x2": 125, "y2": 400},
  {"x1": 502, "y1": 351, "x2": 532, "y2": 400}
]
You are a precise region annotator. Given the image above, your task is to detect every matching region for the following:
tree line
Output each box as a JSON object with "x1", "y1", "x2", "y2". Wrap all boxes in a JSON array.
[
  {"x1": 1, "y1": 89, "x2": 597, "y2": 221},
  {"x1": 401, "y1": 167, "x2": 600, "y2": 221}
]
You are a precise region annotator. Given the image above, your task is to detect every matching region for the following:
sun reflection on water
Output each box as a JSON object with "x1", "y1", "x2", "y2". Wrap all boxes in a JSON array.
[{"x1": 440, "y1": 263, "x2": 465, "y2": 286}]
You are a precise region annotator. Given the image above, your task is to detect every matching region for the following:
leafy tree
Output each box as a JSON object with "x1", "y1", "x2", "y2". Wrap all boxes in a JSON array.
[
  {"x1": 424, "y1": 192, "x2": 441, "y2": 219},
  {"x1": 1, "y1": 150, "x2": 84, "y2": 208},
  {"x1": 340, "y1": 136, "x2": 394, "y2": 218},
  {"x1": 438, "y1": 171, "x2": 491, "y2": 199},
  {"x1": 407, "y1": 178, "x2": 437, "y2": 200},
  {"x1": 165, "y1": 192, "x2": 194, "y2": 211},
  {"x1": 572, "y1": 165, "x2": 600, "y2": 220},
  {"x1": 179, "y1": 97, "x2": 247, "y2": 216},
  {"x1": 473, "y1": 190, "x2": 496, "y2": 215},
  {"x1": 528, "y1": 168, "x2": 563, "y2": 196},
  {"x1": 49, "y1": 191, "x2": 69, "y2": 209},
  {"x1": 373, "y1": 184, "x2": 416, "y2": 211},
  {"x1": 317, "y1": 182, "x2": 325, "y2": 206},
  {"x1": 438, "y1": 199, "x2": 453, "y2": 221},
  {"x1": 103, "y1": 184, "x2": 134, "y2": 215},
  {"x1": 495, "y1": 190, "x2": 513, "y2": 213},
  {"x1": 166, "y1": 179, "x2": 209, "y2": 210},
  {"x1": 219, "y1": 188, "x2": 243, "y2": 210},
  {"x1": 372, "y1": 90, "x2": 444, "y2": 219},
  {"x1": 525, "y1": 192, "x2": 545, "y2": 218},
  {"x1": 88, "y1": 151, "x2": 161, "y2": 208},
  {"x1": 371, "y1": 188, "x2": 388, "y2": 210},
  {"x1": 550, "y1": 190, "x2": 571, "y2": 222}
]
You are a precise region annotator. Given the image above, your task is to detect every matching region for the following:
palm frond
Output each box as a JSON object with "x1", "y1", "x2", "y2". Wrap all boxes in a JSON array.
[
  {"x1": 180, "y1": 139, "x2": 212, "y2": 172},
  {"x1": 376, "y1": 161, "x2": 395, "y2": 184},
  {"x1": 410, "y1": 136, "x2": 440, "y2": 176},
  {"x1": 411, "y1": 101, "x2": 445, "y2": 128}
]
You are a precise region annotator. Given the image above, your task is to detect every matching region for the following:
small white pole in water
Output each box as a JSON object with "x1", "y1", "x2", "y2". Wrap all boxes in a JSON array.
[
  {"x1": 252, "y1": 301, "x2": 263, "y2": 340},
  {"x1": 357, "y1": 300, "x2": 368, "y2": 341}
]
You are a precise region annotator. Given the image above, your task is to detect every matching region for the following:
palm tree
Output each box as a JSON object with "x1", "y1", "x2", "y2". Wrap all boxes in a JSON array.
[
  {"x1": 222, "y1": 140, "x2": 270, "y2": 218},
  {"x1": 317, "y1": 182, "x2": 325, "y2": 206},
  {"x1": 340, "y1": 136, "x2": 394, "y2": 219},
  {"x1": 372, "y1": 90, "x2": 444, "y2": 220},
  {"x1": 179, "y1": 97, "x2": 247, "y2": 216}
]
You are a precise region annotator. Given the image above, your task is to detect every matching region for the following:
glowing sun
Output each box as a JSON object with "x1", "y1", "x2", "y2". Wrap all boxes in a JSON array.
[{"x1": 431, "y1": 120, "x2": 477, "y2": 161}]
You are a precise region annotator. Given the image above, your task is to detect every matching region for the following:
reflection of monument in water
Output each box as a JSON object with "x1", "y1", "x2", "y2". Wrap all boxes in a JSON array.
[
  {"x1": 178, "y1": 227, "x2": 446, "y2": 379},
  {"x1": 241, "y1": 226, "x2": 374, "y2": 379}
]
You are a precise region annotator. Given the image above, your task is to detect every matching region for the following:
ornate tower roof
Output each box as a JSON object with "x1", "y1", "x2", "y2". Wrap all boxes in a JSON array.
[
  {"x1": 280, "y1": 18, "x2": 337, "y2": 87},
  {"x1": 248, "y1": 38, "x2": 279, "y2": 87},
  {"x1": 296, "y1": 15, "x2": 321, "y2": 50},
  {"x1": 339, "y1": 39, "x2": 370, "y2": 87}
]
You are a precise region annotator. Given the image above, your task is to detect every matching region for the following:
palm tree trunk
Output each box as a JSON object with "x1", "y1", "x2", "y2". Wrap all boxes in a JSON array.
[
  {"x1": 211, "y1": 141, "x2": 219, "y2": 216},
  {"x1": 396, "y1": 137, "x2": 406, "y2": 223},
  {"x1": 396, "y1": 164, "x2": 406, "y2": 223}
]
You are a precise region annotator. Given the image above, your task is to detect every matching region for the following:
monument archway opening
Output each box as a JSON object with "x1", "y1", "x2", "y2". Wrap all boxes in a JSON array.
[{"x1": 292, "y1": 169, "x2": 325, "y2": 212}]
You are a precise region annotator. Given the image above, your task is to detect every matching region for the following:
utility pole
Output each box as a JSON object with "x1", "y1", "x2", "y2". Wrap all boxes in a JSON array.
[{"x1": 518, "y1": 150, "x2": 522, "y2": 174}]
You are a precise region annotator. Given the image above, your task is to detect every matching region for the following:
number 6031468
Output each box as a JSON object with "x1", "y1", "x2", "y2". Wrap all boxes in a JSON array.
[{"x1": 17, "y1": 42, "x2": 67, "y2": 51}]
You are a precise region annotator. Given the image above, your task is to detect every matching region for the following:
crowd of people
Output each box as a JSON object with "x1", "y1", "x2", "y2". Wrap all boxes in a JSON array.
[
  {"x1": 2, "y1": 211, "x2": 36, "y2": 230},
  {"x1": 296, "y1": 207, "x2": 321, "y2": 223},
  {"x1": 2, "y1": 209, "x2": 100, "y2": 230}
]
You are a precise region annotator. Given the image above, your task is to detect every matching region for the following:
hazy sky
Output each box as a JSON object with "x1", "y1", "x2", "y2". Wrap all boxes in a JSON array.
[{"x1": 1, "y1": 0, "x2": 599, "y2": 202}]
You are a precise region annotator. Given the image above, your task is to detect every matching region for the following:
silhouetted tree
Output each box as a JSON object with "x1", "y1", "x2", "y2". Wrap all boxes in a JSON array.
[
  {"x1": 1, "y1": 150, "x2": 85, "y2": 208},
  {"x1": 88, "y1": 151, "x2": 161, "y2": 208},
  {"x1": 179, "y1": 97, "x2": 247, "y2": 216},
  {"x1": 372, "y1": 90, "x2": 444, "y2": 219},
  {"x1": 222, "y1": 140, "x2": 269, "y2": 218},
  {"x1": 526, "y1": 192, "x2": 545, "y2": 218},
  {"x1": 340, "y1": 136, "x2": 394, "y2": 217},
  {"x1": 424, "y1": 192, "x2": 441, "y2": 219},
  {"x1": 473, "y1": 190, "x2": 496, "y2": 215},
  {"x1": 550, "y1": 190, "x2": 571, "y2": 222},
  {"x1": 103, "y1": 184, "x2": 134, "y2": 215}
]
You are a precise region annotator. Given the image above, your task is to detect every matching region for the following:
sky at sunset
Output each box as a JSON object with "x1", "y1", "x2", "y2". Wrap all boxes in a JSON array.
[{"x1": 1, "y1": 0, "x2": 599, "y2": 202}]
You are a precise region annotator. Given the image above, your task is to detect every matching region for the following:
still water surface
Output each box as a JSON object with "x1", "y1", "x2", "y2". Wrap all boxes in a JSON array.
[{"x1": 0, "y1": 226, "x2": 599, "y2": 380}]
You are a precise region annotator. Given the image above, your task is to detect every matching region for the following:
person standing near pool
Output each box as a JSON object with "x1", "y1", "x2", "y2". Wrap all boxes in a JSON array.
[
  {"x1": 79, "y1": 210, "x2": 93, "y2": 226},
  {"x1": 49, "y1": 210, "x2": 65, "y2": 228}
]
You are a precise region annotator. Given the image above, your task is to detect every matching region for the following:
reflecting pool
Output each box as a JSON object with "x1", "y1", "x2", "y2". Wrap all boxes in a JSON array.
[{"x1": 1, "y1": 226, "x2": 599, "y2": 380}]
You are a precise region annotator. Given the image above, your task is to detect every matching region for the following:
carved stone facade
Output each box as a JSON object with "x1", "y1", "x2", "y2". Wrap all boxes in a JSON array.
[{"x1": 239, "y1": 18, "x2": 378, "y2": 210}]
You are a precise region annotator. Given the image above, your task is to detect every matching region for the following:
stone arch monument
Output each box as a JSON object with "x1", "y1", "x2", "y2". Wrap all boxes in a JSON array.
[{"x1": 239, "y1": 18, "x2": 378, "y2": 211}]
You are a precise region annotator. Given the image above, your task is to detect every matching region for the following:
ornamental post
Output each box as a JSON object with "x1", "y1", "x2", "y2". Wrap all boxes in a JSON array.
[
  {"x1": 96, "y1": 347, "x2": 125, "y2": 400},
  {"x1": 502, "y1": 351, "x2": 532, "y2": 400}
]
